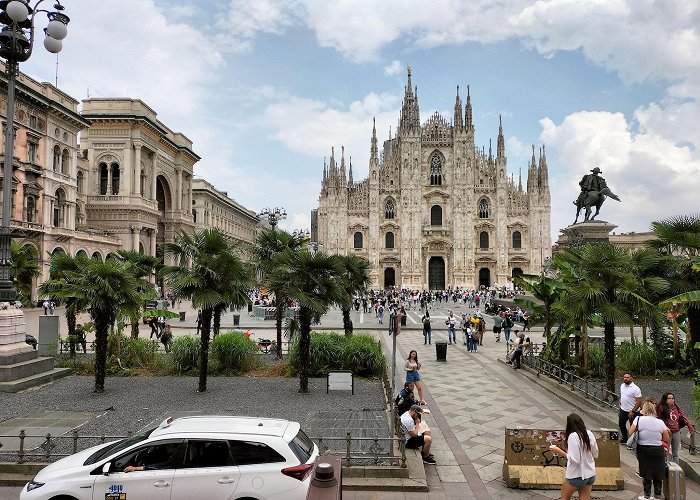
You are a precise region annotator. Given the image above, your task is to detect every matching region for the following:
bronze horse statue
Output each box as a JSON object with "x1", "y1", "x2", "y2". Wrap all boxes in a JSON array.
[{"x1": 574, "y1": 187, "x2": 621, "y2": 223}]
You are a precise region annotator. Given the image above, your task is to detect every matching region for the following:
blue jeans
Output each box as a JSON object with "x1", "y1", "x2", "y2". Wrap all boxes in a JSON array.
[
  {"x1": 423, "y1": 329, "x2": 431, "y2": 344},
  {"x1": 447, "y1": 326, "x2": 456, "y2": 343},
  {"x1": 467, "y1": 337, "x2": 477, "y2": 351}
]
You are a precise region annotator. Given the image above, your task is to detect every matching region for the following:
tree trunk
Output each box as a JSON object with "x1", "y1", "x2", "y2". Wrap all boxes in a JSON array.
[
  {"x1": 213, "y1": 304, "x2": 223, "y2": 337},
  {"x1": 198, "y1": 307, "x2": 213, "y2": 393},
  {"x1": 275, "y1": 298, "x2": 284, "y2": 360},
  {"x1": 67, "y1": 308, "x2": 76, "y2": 358},
  {"x1": 582, "y1": 323, "x2": 589, "y2": 371},
  {"x1": 642, "y1": 324, "x2": 647, "y2": 344},
  {"x1": 604, "y1": 321, "x2": 616, "y2": 393},
  {"x1": 688, "y1": 306, "x2": 700, "y2": 369},
  {"x1": 342, "y1": 307, "x2": 353, "y2": 336},
  {"x1": 93, "y1": 318, "x2": 109, "y2": 393},
  {"x1": 298, "y1": 306, "x2": 312, "y2": 393},
  {"x1": 630, "y1": 325, "x2": 635, "y2": 344},
  {"x1": 130, "y1": 314, "x2": 140, "y2": 340}
]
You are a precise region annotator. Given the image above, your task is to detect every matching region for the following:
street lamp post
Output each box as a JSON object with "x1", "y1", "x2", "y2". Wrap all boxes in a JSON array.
[
  {"x1": 258, "y1": 207, "x2": 286, "y2": 231},
  {"x1": 0, "y1": 1, "x2": 68, "y2": 359}
]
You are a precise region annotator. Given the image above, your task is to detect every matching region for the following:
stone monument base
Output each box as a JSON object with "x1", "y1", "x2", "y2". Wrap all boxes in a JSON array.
[{"x1": 557, "y1": 220, "x2": 617, "y2": 248}]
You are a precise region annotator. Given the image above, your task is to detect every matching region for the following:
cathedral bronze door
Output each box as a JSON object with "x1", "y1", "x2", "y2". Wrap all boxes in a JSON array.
[
  {"x1": 384, "y1": 268, "x2": 395, "y2": 288},
  {"x1": 428, "y1": 257, "x2": 445, "y2": 290},
  {"x1": 479, "y1": 268, "x2": 491, "y2": 288}
]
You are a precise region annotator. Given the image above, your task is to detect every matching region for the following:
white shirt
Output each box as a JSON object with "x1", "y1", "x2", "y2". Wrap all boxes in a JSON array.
[
  {"x1": 619, "y1": 382, "x2": 642, "y2": 412},
  {"x1": 634, "y1": 415, "x2": 667, "y2": 446},
  {"x1": 400, "y1": 411, "x2": 416, "y2": 442},
  {"x1": 565, "y1": 430, "x2": 598, "y2": 480}
]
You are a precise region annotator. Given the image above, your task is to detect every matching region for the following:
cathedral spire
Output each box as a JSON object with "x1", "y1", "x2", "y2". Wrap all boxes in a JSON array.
[
  {"x1": 497, "y1": 114, "x2": 505, "y2": 160},
  {"x1": 330, "y1": 146, "x2": 337, "y2": 182},
  {"x1": 488, "y1": 139, "x2": 493, "y2": 164},
  {"x1": 527, "y1": 145, "x2": 537, "y2": 192},
  {"x1": 348, "y1": 156, "x2": 353, "y2": 186},
  {"x1": 322, "y1": 156, "x2": 327, "y2": 183},
  {"x1": 538, "y1": 144, "x2": 549, "y2": 192},
  {"x1": 465, "y1": 84, "x2": 473, "y2": 132},
  {"x1": 399, "y1": 66, "x2": 420, "y2": 134},
  {"x1": 453, "y1": 85, "x2": 463, "y2": 130},
  {"x1": 370, "y1": 117, "x2": 379, "y2": 163},
  {"x1": 340, "y1": 145, "x2": 347, "y2": 184},
  {"x1": 518, "y1": 167, "x2": 523, "y2": 192}
]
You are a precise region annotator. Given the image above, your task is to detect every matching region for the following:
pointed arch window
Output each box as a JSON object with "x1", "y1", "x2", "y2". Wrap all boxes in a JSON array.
[
  {"x1": 353, "y1": 231, "x2": 363, "y2": 249},
  {"x1": 385, "y1": 231, "x2": 394, "y2": 249},
  {"x1": 429, "y1": 154, "x2": 442, "y2": 185},
  {"x1": 385, "y1": 199, "x2": 395, "y2": 219},
  {"x1": 479, "y1": 231, "x2": 489, "y2": 249},
  {"x1": 478, "y1": 198, "x2": 490, "y2": 218},
  {"x1": 430, "y1": 205, "x2": 442, "y2": 226},
  {"x1": 512, "y1": 231, "x2": 522, "y2": 249}
]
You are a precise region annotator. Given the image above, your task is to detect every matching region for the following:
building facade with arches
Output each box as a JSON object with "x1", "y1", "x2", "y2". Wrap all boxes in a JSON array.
[{"x1": 314, "y1": 69, "x2": 551, "y2": 289}]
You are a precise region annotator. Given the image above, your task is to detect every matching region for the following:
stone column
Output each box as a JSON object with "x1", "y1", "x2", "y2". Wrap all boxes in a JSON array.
[
  {"x1": 132, "y1": 226, "x2": 140, "y2": 252},
  {"x1": 151, "y1": 156, "x2": 158, "y2": 202},
  {"x1": 175, "y1": 168, "x2": 182, "y2": 211},
  {"x1": 133, "y1": 143, "x2": 142, "y2": 196}
]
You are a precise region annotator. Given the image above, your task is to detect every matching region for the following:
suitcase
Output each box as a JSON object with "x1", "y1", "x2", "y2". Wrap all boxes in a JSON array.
[{"x1": 663, "y1": 461, "x2": 686, "y2": 500}]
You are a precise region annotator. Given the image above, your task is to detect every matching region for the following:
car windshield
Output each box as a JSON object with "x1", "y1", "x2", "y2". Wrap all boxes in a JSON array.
[
  {"x1": 288, "y1": 429, "x2": 315, "y2": 463},
  {"x1": 83, "y1": 427, "x2": 156, "y2": 466}
]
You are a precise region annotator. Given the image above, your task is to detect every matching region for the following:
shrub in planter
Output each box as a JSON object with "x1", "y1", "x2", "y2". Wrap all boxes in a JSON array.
[
  {"x1": 210, "y1": 332, "x2": 259, "y2": 374},
  {"x1": 171, "y1": 336, "x2": 200, "y2": 374},
  {"x1": 342, "y1": 334, "x2": 386, "y2": 377},
  {"x1": 616, "y1": 341, "x2": 662, "y2": 376},
  {"x1": 288, "y1": 332, "x2": 385, "y2": 378}
]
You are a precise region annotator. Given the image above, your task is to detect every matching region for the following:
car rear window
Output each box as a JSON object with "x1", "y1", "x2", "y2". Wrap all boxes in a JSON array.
[
  {"x1": 83, "y1": 427, "x2": 155, "y2": 466},
  {"x1": 288, "y1": 429, "x2": 314, "y2": 463},
  {"x1": 228, "y1": 440, "x2": 285, "y2": 466}
]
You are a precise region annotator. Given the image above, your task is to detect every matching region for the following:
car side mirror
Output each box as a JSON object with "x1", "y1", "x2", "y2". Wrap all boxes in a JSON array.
[{"x1": 102, "y1": 462, "x2": 112, "y2": 476}]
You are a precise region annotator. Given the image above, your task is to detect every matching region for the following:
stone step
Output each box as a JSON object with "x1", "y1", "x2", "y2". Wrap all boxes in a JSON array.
[
  {"x1": 0, "y1": 356, "x2": 55, "y2": 382},
  {"x1": 0, "y1": 462, "x2": 48, "y2": 475},
  {"x1": 0, "y1": 472, "x2": 33, "y2": 486},
  {"x1": 0, "y1": 367, "x2": 72, "y2": 393},
  {"x1": 0, "y1": 350, "x2": 38, "y2": 366},
  {"x1": 342, "y1": 476, "x2": 429, "y2": 491}
]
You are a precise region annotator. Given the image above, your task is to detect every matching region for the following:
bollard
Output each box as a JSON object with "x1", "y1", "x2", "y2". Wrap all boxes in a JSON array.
[
  {"x1": 18, "y1": 429, "x2": 25, "y2": 464},
  {"x1": 72, "y1": 429, "x2": 79, "y2": 455},
  {"x1": 306, "y1": 456, "x2": 341, "y2": 500}
]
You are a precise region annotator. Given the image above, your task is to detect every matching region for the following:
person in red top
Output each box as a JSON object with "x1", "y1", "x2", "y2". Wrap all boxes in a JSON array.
[{"x1": 657, "y1": 392, "x2": 696, "y2": 464}]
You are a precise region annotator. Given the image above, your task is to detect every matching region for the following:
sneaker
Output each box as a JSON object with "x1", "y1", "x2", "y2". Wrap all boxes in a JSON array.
[
  {"x1": 637, "y1": 496, "x2": 653, "y2": 500},
  {"x1": 620, "y1": 439, "x2": 628, "y2": 445},
  {"x1": 422, "y1": 455, "x2": 437, "y2": 464}
]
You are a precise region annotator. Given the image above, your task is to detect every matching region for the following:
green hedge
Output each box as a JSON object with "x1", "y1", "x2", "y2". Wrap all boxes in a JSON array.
[
  {"x1": 288, "y1": 332, "x2": 385, "y2": 377},
  {"x1": 171, "y1": 336, "x2": 200, "y2": 374},
  {"x1": 210, "y1": 332, "x2": 260, "y2": 374},
  {"x1": 616, "y1": 341, "x2": 663, "y2": 376}
]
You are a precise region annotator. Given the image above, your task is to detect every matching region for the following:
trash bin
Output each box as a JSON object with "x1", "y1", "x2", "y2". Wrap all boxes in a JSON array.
[
  {"x1": 436, "y1": 341, "x2": 447, "y2": 362},
  {"x1": 233, "y1": 314, "x2": 240, "y2": 326},
  {"x1": 179, "y1": 311, "x2": 186, "y2": 322},
  {"x1": 401, "y1": 315, "x2": 407, "y2": 327},
  {"x1": 247, "y1": 303, "x2": 253, "y2": 312}
]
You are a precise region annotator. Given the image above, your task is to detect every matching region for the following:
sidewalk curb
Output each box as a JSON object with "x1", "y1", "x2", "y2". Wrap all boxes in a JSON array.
[{"x1": 499, "y1": 358, "x2": 700, "y2": 485}]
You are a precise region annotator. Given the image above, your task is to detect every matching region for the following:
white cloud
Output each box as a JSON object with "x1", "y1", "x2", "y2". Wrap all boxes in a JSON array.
[
  {"x1": 384, "y1": 60, "x2": 402, "y2": 76},
  {"x1": 216, "y1": 0, "x2": 302, "y2": 52}
]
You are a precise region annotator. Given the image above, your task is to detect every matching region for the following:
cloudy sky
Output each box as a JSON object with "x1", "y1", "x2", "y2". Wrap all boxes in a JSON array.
[{"x1": 20, "y1": 0, "x2": 700, "y2": 240}]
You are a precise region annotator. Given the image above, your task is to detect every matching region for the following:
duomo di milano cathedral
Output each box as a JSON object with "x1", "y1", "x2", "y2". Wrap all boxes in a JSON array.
[{"x1": 314, "y1": 68, "x2": 552, "y2": 290}]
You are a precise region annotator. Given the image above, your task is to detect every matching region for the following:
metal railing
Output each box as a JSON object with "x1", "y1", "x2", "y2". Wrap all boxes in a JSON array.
[
  {"x1": 312, "y1": 433, "x2": 406, "y2": 468},
  {"x1": 0, "y1": 430, "x2": 130, "y2": 463}
]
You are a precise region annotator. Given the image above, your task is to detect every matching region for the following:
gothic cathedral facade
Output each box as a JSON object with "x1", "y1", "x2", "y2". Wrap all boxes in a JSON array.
[{"x1": 314, "y1": 69, "x2": 551, "y2": 290}]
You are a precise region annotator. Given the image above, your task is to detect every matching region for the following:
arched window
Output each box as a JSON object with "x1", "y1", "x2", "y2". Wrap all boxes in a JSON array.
[
  {"x1": 512, "y1": 231, "x2": 522, "y2": 249},
  {"x1": 53, "y1": 189, "x2": 64, "y2": 227},
  {"x1": 140, "y1": 169, "x2": 146, "y2": 196},
  {"x1": 99, "y1": 163, "x2": 108, "y2": 195},
  {"x1": 53, "y1": 145, "x2": 60, "y2": 171},
  {"x1": 429, "y1": 154, "x2": 442, "y2": 185},
  {"x1": 61, "y1": 149, "x2": 69, "y2": 174},
  {"x1": 478, "y1": 198, "x2": 490, "y2": 218},
  {"x1": 385, "y1": 232, "x2": 394, "y2": 249},
  {"x1": 192, "y1": 209, "x2": 197, "y2": 223},
  {"x1": 430, "y1": 205, "x2": 442, "y2": 226},
  {"x1": 480, "y1": 231, "x2": 489, "y2": 249},
  {"x1": 76, "y1": 171, "x2": 84, "y2": 194},
  {"x1": 353, "y1": 231, "x2": 363, "y2": 249},
  {"x1": 26, "y1": 195, "x2": 35, "y2": 223},
  {"x1": 92, "y1": 251, "x2": 102, "y2": 261},
  {"x1": 111, "y1": 163, "x2": 120, "y2": 195},
  {"x1": 385, "y1": 199, "x2": 395, "y2": 219}
]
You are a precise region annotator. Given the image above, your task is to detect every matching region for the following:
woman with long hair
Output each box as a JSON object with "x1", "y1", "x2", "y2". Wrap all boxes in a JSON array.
[
  {"x1": 549, "y1": 413, "x2": 599, "y2": 500},
  {"x1": 657, "y1": 392, "x2": 695, "y2": 464},
  {"x1": 629, "y1": 400, "x2": 670, "y2": 500},
  {"x1": 405, "y1": 350, "x2": 425, "y2": 405}
]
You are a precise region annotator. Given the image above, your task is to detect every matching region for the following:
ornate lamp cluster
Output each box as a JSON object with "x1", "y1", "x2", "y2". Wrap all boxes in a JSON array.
[
  {"x1": 0, "y1": 0, "x2": 69, "y2": 301},
  {"x1": 258, "y1": 207, "x2": 287, "y2": 231}
]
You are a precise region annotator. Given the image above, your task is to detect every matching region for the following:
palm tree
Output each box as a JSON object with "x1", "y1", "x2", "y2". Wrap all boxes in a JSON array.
[
  {"x1": 251, "y1": 229, "x2": 307, "y2": 358},
  {"x1": 513, "y1": 273, "x2": 565, "y2": 340},
  {"x1": 554, "y1": 243, "x2": 663, "y2": 392},
  {"x1": 268, "y1": 250, "x2": 344, "y2": 393},
  {"x1": 38, "y1": 253, "x2": 87, "y2": 357},
  {"x1": 163, "y1": 228, "x2": 251, "y2": 392},
  {"x1": 42, "y1": 257, "x2": 146, "y2": 392},
  {"x1": 114, "y1": 250, "x2": 161, "y2": 339},
  {"x1": 11, "y1": 242, "x2": 40, "y2": 306},
  {"x1": 648, "y1": 215, "x2": 700, "y2": 368},
  {"x1": 336, "y1": 254, "x2": 371, "y2": 336}
]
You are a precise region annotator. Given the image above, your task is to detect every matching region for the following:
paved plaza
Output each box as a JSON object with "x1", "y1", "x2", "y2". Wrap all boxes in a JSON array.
[{"x1": 3, "y1": 302, "x2": 700, "y2": 499}]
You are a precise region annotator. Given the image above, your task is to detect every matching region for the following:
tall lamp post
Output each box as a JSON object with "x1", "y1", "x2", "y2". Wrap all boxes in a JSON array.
[
  {"x1": 258, "y1": 207, "x2": 286, "y2": 231},
  {"x1": 0, "y1": 1, "x2": 68, "y2": 354}
]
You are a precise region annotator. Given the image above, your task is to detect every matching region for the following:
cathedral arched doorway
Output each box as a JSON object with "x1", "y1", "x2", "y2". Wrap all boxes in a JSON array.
[
  {"x1": 384, "y1": 268, "x2": 395, "y2": 289},
  {"x1": 479, "y1": 268, "x2": 491, "y2": 288},
  {"x1": 428, "y1": 257, "x2": 445, "y2": 290},
  {"x1": 512, "y1": 267, "x2": 524, "y2": 279},
  {"x1": 156, "y1": 175, "x2": 172, "y2": 212}
]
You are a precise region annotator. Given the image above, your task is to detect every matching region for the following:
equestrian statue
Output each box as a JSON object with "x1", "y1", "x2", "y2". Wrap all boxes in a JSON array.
[{"x1": 573, "y1": 166, "x2": 621, "y2": 223}]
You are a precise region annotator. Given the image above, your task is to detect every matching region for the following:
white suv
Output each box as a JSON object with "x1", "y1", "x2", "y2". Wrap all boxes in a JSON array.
[{"x1": 21, "y1": 415, "x2": 319, "y2": 500}]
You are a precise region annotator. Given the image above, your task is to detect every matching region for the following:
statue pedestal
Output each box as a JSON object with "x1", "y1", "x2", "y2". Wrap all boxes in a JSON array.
[{"x1": 557, "y1": 221, "x2": 617, "y2": 248}]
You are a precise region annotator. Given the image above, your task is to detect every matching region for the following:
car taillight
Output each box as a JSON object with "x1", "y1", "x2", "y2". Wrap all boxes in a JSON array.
[{"x1": 281, "y1": 463, "x2": 314, "y2": 481}]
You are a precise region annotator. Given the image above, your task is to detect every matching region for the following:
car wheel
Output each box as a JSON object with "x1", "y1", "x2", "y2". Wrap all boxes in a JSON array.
[{"x1": 49, "y1": 496, "x2": 80, "y2": 500}]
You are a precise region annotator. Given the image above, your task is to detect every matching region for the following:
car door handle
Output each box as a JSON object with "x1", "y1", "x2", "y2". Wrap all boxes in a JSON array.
[
  {"x1": 218, "y1": 477, "x2": 236, "y2": 484},
  {"x1": 153, "y1": 480, "x2": 170, "y2": 488}
]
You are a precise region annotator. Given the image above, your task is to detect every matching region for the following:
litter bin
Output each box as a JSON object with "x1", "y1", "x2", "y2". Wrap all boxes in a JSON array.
[
  {"x1": 401, "y1": 315, "x2": 407, "y2": 327},
  {"x1": 233, "y1": 314, "x2": 240, "y2": 326},
  {"x1": 179, "y1": 311, "x2": 186, "y2": 322},
  {"x1": 248, "y1": 303, "x2": 253, "y2": 312},
  {"x1": 436, "y1": 341, "x2": 447, "y2": 362}
]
